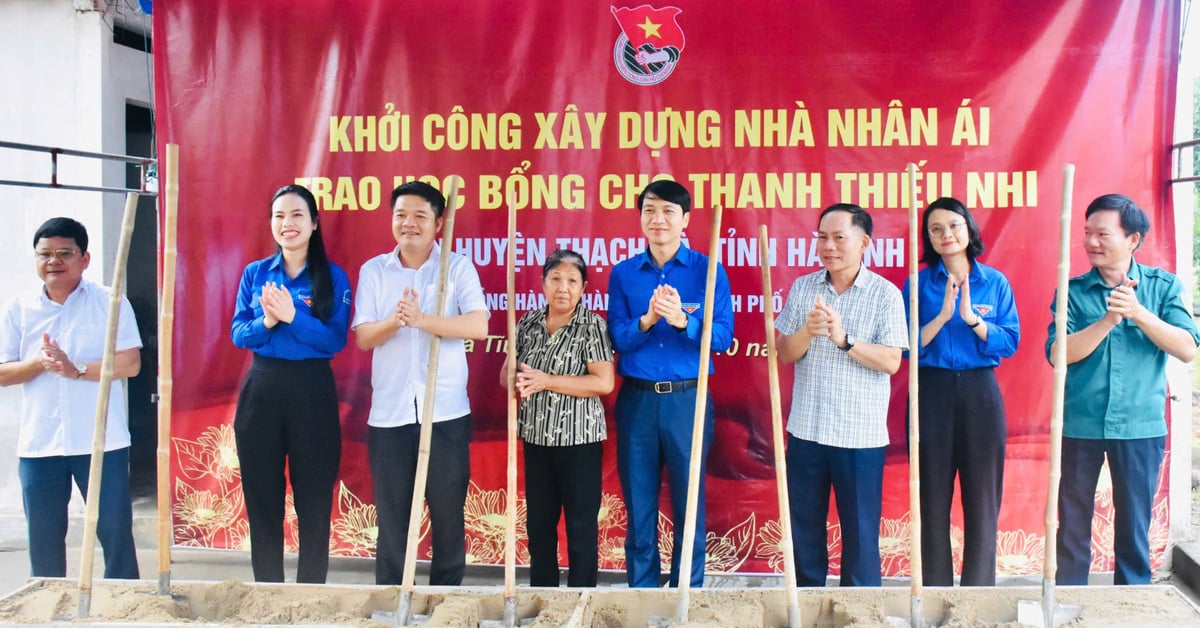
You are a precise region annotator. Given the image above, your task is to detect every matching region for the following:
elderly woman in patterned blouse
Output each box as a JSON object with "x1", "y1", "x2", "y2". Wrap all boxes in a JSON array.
[{"x1": 500, "y1": 248, "x2": 614, "y2": 587}]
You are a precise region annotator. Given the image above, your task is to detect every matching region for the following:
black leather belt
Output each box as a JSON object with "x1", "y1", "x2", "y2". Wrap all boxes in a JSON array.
[{"x1": 626, "y1": 377, "x2": 699, "y2": 394}]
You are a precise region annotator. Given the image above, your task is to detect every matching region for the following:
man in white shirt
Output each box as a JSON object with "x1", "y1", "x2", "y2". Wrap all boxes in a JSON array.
[
  {"x1": 0, "y1": 217, "x2": 141, "y2": 579},
  {"x1": 353, "y1": 181, "x2": 489, "y2": 585}
]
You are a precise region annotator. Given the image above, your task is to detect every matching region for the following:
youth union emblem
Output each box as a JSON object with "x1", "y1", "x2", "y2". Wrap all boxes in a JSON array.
[{"x1": 610, "y1": 5, "x2": 686, "y2": 86}]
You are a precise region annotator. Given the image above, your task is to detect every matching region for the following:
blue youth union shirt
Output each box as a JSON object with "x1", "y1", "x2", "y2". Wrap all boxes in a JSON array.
[{"x1": 231, "y1": 253, "x2": 351, "y2": 360}]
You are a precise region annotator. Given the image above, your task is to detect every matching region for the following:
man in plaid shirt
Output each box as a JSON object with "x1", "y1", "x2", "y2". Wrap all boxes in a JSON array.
[{"x1": 775, "y1": 203, "x2": 908, "y2": 587}]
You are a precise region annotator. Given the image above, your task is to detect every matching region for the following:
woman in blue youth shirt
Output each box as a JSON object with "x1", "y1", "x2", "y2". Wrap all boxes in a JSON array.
[
  {"x1": 231, "y1": 184, "x2": 351, "y2": 583},
  {"x1": 903, "y1": 197, "x2": 1019, "y2": 587}
]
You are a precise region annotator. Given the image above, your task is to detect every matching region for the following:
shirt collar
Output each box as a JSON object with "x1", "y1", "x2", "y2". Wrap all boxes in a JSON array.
[
  {"x1": 535, "y1": 302, "x2": 587, "y2": 330},
  {"x1": 823, "y1": 264, "x2": 870, "y2": 290},
  {"x1": 637, "y1": 242, "x2": 694, "y2": 270},
  {"x1": 932, "y1": 259, "x2": 981, "y2": 280},
  {"x1": 1080, "y1": 257, "x2": 1142, "y2": 289},
  {"x1": 40, "y1": 278, "x2": 88, "y2": 305},
  {"x1": 266, "y1": 252, "x2": 309, "y2": 276},
  {"x1": 385, "y1": 242, "x2": 441, "y2": 271}
]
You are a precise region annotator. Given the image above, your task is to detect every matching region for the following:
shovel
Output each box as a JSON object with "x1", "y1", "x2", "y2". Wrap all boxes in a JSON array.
[
  {"x1": 759, "y1": 225, "x2": 802, "y2": 628},
  {"x1": 884, "y1": 164, "x2": 925, "y2": 628},
  {"x1": 1016, "y1": 164, "x2": 1083, "y2": 628}
]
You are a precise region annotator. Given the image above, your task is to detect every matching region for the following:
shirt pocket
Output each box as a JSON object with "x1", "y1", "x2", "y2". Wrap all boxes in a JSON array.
[
  {"x1": 423, "y1": 281, "x2": 458, "y2": 316},
  {"x1": 66, "y1": 320, "x2": 105, "y2": 361}
]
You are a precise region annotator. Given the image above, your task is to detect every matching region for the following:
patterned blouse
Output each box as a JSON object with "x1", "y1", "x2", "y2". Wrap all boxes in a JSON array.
[{"x1": 515, "y1": 304, "x2": 613, "y2": 446}]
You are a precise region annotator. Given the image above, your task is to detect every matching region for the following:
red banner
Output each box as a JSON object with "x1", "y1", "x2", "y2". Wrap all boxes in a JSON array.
[{"x1": 155, "y1": 1, "x2": 1180, "y2": 576}]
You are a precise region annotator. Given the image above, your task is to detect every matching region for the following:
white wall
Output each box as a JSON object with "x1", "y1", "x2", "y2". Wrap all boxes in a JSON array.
[
  {"x1": 0, "y1": 0, "x2": 151, "y2": 546},
  {"x1": 1169, "y1": 0, "x2": 1200, "y2": 547}
]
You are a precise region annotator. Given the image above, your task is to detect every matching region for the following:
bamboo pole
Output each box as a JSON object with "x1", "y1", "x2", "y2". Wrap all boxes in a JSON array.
[
  {"x1": 396, "y1": 179, "x2": 460, "y2": 626},
  {"x1": 1043, "y1": 164, "x2": 1074, "y2": 627},
  {"x1": 77, "y1": 191, "x2": 139, "y2": 619},
  {"x1": 156, "y1": 143, "x2": 179, "y2": 595},
  {"x1": 674, "y1": 203, "x2": 723, "y2": 624},
  {"x1": 906, "y1": 163, "x2": 924, "y2": 628},
  {"x1": 503, "y1": 194, "x2": 518, "y2": 628},
  {"x1": 758, "y1": 226, "x2": 801, "y2": 628}
]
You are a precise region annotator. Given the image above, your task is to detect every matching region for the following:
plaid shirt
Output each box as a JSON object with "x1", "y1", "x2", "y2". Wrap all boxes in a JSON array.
[
  {"x1": 516, "y1": 304, "x2": 613, "y2": 446},
  {"x1": 775, "y1": 267, "x2": 908, "y2": 449}
]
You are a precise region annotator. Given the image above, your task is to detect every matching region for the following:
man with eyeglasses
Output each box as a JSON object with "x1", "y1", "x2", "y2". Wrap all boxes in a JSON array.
[
  {"x1": 1047, "y1": 194, "x2": 1198, "y2": 585},
  {"x1": 0, "y1": 217, "x2": 140, "y2": 579}
]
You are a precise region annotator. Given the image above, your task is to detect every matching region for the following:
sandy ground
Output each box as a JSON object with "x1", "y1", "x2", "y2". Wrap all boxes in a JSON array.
[
  {"x1": 1, "y1": 377, "x2": 1197, "y2": 625},
  {"x1": 0, "y1": 579, "x2": 1198, "y2": 626}
]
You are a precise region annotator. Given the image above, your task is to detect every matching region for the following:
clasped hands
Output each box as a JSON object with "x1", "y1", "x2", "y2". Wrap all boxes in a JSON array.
[
  {"x1": 510, "y1": 362, "x2": 550, "y2": 399},
  {"x1": 391, "y1": 286, "x2": 426, "y2": 329},
  {"x1": 642, "y1": 284, "x2": 688, "y2": 330},
  {"x1": 1104, "y1": 278, "x2": 1143, "y2": 325},
  {"x1": 259, "y1": 281, "x2": 297, "y2": 327},
  {"x1": 937, "y1": 274, "x2": 980, "y2": 326},
  {"x1": 803, "y1": 296, "x2": 847, "y2": 346},
  {"x1": 36, "y1": 332, "x2": 81, "y2": 378}
]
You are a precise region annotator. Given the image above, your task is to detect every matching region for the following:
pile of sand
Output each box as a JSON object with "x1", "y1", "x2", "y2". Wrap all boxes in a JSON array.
[{"x1": 0, "y1": 579, "x2": 1197, "y2": 626}]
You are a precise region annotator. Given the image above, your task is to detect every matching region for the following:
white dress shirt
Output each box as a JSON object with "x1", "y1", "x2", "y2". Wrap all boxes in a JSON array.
[
  {"x1": 352, "y1": 244, "x2": 489, "y2": 427},
  {"x1": 0, "y1": 280, "x2": 141, "y2": 457}
]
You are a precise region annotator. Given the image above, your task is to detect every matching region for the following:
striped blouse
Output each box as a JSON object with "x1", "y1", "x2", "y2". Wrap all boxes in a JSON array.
[{"x1": 516, "y1": 304, "x2": 613, "y2": 446}]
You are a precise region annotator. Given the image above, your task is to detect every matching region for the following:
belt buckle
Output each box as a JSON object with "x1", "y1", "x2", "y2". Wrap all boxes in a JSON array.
[{"x1": 654, "y1": 381, "x2": 673, "y2": 394}]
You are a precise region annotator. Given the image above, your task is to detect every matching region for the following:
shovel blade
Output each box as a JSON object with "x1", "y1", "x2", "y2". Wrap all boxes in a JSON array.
[
  {"x1": 371, "y1": 610, "x2": 431, "y2": 625},
  {"x1": 1016, "y1": 598, "x2": 1083, "y2": 627},
  {"x1": 479, "y1": 620, "x2": 536, "y2": 628}
]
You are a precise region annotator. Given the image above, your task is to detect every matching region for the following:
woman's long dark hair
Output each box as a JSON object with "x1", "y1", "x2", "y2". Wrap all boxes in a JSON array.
[{"x1": 272, "y1": 184, "x2": 334, "y2": 321}]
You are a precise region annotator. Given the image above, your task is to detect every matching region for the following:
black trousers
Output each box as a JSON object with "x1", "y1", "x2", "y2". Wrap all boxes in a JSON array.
[
  {"x1": 233, "y1": 355, "x2": 341, "y2": 583},
  {"x1": 369, "y1": 415, "x2": 471, "y2": 585},
  {"x1": 523, "y1": 440, "x2": 603, "y2": 587},
  {"x1": 917, "y1": 366, "x2": 1006, "y2": 586}
]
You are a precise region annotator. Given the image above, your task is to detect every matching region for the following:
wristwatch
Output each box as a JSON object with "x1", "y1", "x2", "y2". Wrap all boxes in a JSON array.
[
  {"x1": 74, "y1": 362, "x2": 87, "y2": 379},
  {"x1": 839, "y1": 335, "x2": 855, "y2": 351}
]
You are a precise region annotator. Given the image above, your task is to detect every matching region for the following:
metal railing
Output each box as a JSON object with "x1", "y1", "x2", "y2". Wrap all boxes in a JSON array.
[
  {"x1": 1172, "y1": 137, "x2": 1200, "y2": 185},
  {"x1": 0, "y1": 140, "x2": 157, "y2": 196}
]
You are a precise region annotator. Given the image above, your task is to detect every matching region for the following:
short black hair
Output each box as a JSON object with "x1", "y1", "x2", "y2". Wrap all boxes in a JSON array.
[
  {"x1": 1085, "y1": 193, "x2": 1149, "y2": 251},
  {"x1": 543, "y1": 248, "x2": 588, "y2": 284},
  {"x1": 920, "y1": 197, "x2": 984, "y2": 265},
  {"x1": 637, "y1": 179, "x2": 691, "y2": 213},
  {"x1": 33, "y1": 217, "x2": 89, "y2": 253},
  {"x1": 819, "y1": 203, "x2": 873, "y2": 237},
  {"x1": 391, "y1": 181, "x2": 446, "y2": 218}
]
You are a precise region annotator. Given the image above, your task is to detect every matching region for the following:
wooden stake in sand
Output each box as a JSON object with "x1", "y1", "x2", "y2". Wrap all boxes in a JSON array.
[
  {"x1": 906, "y1": 163, "x2": 924, "y2": 628},
  {"x1": 77, "y1": 192, "x2": 140, "y2": 619},
  {"x1": 396, "y1": 180, "x2": 460, "y2": 627},
  {"x1": 1017, "y1": 164, "x2": 1082, "y2": 628},
  {"x1": 1044, "y1": 164, "x2": 1075, "y2": 594},
  {"x1": 758, "y1": 225, "x2": 801, "y2": 628},
  {"x1": 156, "y1": 143, "x2": 180, "y2": 596},
  {"x1": 674, "y1": 203, "x2": 723, "y2": 624},
  {"x1": 503, "y1": 194, "x2": 519, "y2": 628}
]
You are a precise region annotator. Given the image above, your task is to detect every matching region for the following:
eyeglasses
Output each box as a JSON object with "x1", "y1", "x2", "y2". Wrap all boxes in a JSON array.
[
  {"x1": 928, "y1": 223, "x2": 966, "y2": 237},
  {"x1": 34, "y1": 249, "x2": 80, "y2": 262}
]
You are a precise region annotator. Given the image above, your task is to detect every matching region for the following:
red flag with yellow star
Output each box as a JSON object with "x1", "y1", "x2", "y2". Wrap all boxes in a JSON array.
[{"x1": 610, "y1": 5, "x2": 685, "y2": 52}]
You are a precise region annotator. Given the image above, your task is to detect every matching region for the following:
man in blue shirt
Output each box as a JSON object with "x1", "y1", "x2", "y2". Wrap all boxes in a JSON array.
[
  {"x1": 1047, "y1": 194, "x2": 1198, "y2": 585},
  {"x1": 607, "y1": 179, "x2": 733, "y2": 588}
]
